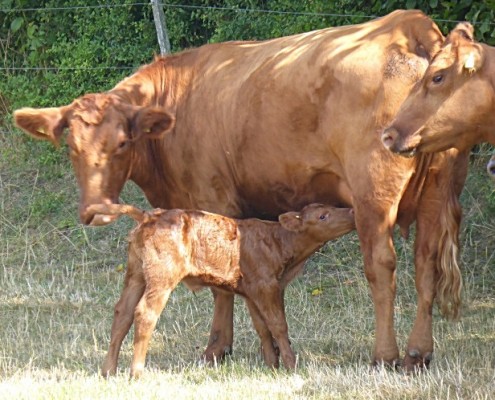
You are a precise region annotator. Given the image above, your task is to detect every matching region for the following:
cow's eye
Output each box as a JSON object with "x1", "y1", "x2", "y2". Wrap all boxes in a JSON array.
[
  {"x1": 432, "y1": 74, "x2": 444, "y2": 84},
  {"x1": 319, "y1": 214, "x2": 327, "y2": 220},
  {"x1": 118, "y1": 141, "x2": 128, "y2": 149}
]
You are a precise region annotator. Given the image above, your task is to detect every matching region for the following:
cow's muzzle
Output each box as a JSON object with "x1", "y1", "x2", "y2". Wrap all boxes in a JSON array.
[{"x1": 381, "y1": 127, "x2": 418, "y2": 157}]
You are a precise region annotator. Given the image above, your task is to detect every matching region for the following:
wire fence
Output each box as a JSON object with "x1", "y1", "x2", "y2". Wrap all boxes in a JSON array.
[
  {"x1": 0, "y1": 2, "x2": 485, "y2": 73},
  {"x1": 0, "y1": 2, "x2": 493, "y2": 161},
  {"x1": 1, "y1": 2, "x2": 493, "y2": 26}
]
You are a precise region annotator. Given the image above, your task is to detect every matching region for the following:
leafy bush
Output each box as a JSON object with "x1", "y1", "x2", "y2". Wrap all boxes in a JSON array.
[
  {"x1": 0, "y1": 0, "x2": 158, "y2": 109},
  {"x1": 2, "y1": 0, "x2": 495, "y2": 110}
]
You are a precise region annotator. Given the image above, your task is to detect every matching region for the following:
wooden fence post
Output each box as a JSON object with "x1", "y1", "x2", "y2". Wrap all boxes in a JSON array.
[{"x1": 150, "y1": 0, "x2": 171, "y2": 54}]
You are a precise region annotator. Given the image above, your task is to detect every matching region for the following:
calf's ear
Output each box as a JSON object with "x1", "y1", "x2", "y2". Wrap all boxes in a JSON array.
[
  {"x1": 279, "y1": 212, "x2": 303, "y2": 232},
  {"x1": 133, "y1": 106, "x2": 175, "y2": 139},
  {"x1": 13, "y1": 106, "x2": 69, "y2": 146}
]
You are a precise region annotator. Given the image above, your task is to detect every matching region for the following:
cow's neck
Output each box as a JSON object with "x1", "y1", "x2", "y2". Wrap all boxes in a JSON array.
[
  {"x1": 109, "y1": 56, "x2": 196, "y2": 209},
  {"x1": 128, "y1": 139, "x2": 182, "y2": 209},
  {"x1": 109, "y1": 55, "x2": 195, "y2": 107}
]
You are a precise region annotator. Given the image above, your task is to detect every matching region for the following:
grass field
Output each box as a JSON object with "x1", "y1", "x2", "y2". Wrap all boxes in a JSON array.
[{"x1": 0, "y1": 124, "x2": 494, "y2": 399}]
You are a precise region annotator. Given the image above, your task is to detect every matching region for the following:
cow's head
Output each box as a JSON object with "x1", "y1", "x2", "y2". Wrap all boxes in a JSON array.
[
  {"x1": 381, "y1": 23, "x2": 495, "y2": 155},
  {"x1": 488, "y1": 155, "x2": 495, "y2": 182},
  {"x1": 14, "y1": 94, "x2": 174, "y2": 225}
]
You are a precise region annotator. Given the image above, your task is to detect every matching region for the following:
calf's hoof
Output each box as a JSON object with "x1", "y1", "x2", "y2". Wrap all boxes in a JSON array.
[{"x1": 403, "y1": 349, "x2": 433, "y2": 373}]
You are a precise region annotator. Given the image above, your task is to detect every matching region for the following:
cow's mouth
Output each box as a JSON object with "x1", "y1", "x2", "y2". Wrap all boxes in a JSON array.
[{"x1": 396, "y1": 146, "x2": 418, "y2": 158}]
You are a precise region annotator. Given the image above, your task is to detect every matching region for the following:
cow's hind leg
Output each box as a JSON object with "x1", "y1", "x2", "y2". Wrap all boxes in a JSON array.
[
  {"x1": 102, "y1": 261, "x2": 145, "y2": 377},
  {"x1": 404, "y1": 151, "x2": 465, "y2": 372},
  {"x1": 201, "y1": 288, "x2": 234, "y2": 364},
  {"x1": 245, "y1": 299, "x2": 279, "y2": 368}
]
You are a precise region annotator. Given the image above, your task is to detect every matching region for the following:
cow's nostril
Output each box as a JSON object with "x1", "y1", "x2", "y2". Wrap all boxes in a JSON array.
[{"x1": 381, "y1": 128, "x2": 397, "y2": 150}]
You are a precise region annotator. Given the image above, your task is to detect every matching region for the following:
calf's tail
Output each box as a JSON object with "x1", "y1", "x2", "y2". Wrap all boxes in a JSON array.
[{"x1": 86, "y1": 204, "x2": 146, "y2": 223}]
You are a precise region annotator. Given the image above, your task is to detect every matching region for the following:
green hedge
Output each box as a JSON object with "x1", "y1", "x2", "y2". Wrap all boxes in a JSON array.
[{"x1": 1, "y1": 0, "x2": 495, "y2": 110}]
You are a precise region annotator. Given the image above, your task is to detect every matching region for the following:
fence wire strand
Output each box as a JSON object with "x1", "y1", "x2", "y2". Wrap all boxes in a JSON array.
[
  {"x1": 0, "y1": 3, "x2": 494, "y2": 74},
  {"x1": 0, "y1": 2, "x2": 489, "y2": 26}
]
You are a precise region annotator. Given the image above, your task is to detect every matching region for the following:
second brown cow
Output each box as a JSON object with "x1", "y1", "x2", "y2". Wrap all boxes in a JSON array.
[{"x1": 88, "y1": 203, "x2": 355, "y2": 378}]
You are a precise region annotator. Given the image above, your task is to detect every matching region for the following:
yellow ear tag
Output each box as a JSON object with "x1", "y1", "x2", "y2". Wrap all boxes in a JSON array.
[
  {"x1": 143, "y1": 128, "x2": 151, "y2": 133},
  {"x1": 464, "y1": 52, "x2": 476, "y2": 73},
  {"x1": 36, "y1": 127, "x2": 47, "y2": 135}
]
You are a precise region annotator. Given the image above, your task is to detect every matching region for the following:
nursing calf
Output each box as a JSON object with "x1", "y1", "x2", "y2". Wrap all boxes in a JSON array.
[{"x1": 89, "y1": 203, "x2": 355, "y2": 377}]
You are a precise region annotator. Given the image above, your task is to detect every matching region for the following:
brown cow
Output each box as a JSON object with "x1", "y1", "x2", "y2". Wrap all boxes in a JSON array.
[
  {"x1": 487, "y1": 155, "x2": 495, "y2": 182},
  {"x1": 13, "y1": 10, "x2": 465, "y2": 371},
  {"x1": 381, "y1": 23, "x2": 495, "y2": 154},
  {"x1": 87, "y1": 203, "x2": 355, "y2": 377}
]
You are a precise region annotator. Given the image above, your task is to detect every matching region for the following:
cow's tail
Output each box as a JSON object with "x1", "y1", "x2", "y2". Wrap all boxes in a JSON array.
[
  {"x1": 436, "y1": 182, "x2": 463, "y2": 320},
  {"x1": 86, "y1": 204, "x2": 146, "y2": 223}
]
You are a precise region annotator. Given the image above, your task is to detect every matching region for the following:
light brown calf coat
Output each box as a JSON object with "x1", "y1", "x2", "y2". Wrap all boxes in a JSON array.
[
  {"x1": 89, "y1": 203, "x2": 355, "y2": 377},
  {"x1": 14, "y1": 10, "x2": 466, "y2": 371}
]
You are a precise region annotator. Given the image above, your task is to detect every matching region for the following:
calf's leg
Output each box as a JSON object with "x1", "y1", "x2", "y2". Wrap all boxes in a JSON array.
[
  {"x1": 131, "y1": 283, "x2": 175, "y2": 378},
  {"x1": 102, "y1": 260, "x2": 145, "y2": 377},
  {"x1": 250, "y1": 285, "x2": 296, "y2": 370},
  {"x1": 202, "y1": 289, "x2": 234, "y2": 363},
  {"x1": 245, "y1": 299, "x2": 279, "y2": 368}
]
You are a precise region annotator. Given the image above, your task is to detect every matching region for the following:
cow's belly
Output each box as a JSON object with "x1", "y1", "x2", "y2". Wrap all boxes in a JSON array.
[{"x1": 238, "y1": 170, "x2": 352, "y2": 219}]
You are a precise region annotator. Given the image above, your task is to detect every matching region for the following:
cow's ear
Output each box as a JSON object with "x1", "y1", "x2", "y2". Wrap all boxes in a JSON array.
[
  {"x1": 133, "y1": 106, "x2": 175, "y2": 140},
  {"x1": 462, "y1": 46, "x2": 483, "y2": 73},
  {"x1": 279, "y1": 211, "x2": 303, "y2": 232},
  {"x1": 450, "y1": 22, "x2": 474, "y2": 42},
  {"x1": 14, "y1": 106, "x2": 69, "y2": 147}
]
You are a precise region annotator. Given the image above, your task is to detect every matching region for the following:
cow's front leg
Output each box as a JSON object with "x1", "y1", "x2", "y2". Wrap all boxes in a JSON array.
[
  {"x1": 201, "y1": 288, "x2": 234, "y2": 364},
  {"x1": 357, "y1": 207, "x2": 400, "y2": 367}
]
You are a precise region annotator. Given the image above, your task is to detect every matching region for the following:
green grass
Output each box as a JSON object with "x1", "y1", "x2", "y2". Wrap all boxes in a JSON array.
[{"x1": 1, "y1": 124, "x2": 494, "y2": 399}]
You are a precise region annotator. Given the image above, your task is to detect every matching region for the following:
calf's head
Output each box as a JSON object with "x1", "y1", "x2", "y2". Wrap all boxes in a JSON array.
[
  {"x1": 382, "y1": 23, "x2": 495, "y2": 155},
  {"x1": 278, "y1": 203, "x2": 355, "y2": 242},
  {"x1": 14, "y1": 94, "x2": 174, "y2": 225}
]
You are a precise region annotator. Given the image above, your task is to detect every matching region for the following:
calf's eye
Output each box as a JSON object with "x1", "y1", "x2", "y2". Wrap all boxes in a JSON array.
[{"x1": 319, "y1": 214, "x2": 327, "y2": 220}]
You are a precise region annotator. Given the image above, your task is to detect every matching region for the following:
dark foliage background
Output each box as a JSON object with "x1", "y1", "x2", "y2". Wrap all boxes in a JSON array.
[{"x1": 1, "y1": 0, "x2": 495, "y2": 110}]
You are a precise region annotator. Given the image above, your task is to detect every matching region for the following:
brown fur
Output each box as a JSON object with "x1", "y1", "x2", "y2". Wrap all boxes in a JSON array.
[
  {"x1": 87, "y1": 203, "x2": 355, "y2": 377},
  {"x1": 382, "y1": 23, "x2": 495, "y2": 153},
  {"x1": 13, "y1": 10, "x2": 466, "y2": 371}
]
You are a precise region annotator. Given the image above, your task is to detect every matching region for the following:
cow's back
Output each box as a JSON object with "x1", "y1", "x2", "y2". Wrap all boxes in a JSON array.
[{"x1": 160, "y1": 10, "x2": 443, "y2": 219}]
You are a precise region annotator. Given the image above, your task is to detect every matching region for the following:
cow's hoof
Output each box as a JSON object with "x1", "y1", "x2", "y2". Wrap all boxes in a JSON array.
[
  {"x1": 199, "y1": 345, "x2": 232, "y2": 366},
  {"x1": 403, "y1": 349, "x2": 433, "y2": 373},
  {"x1": 371, "y1": 358, "x2": 401, "y2": 371}
]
